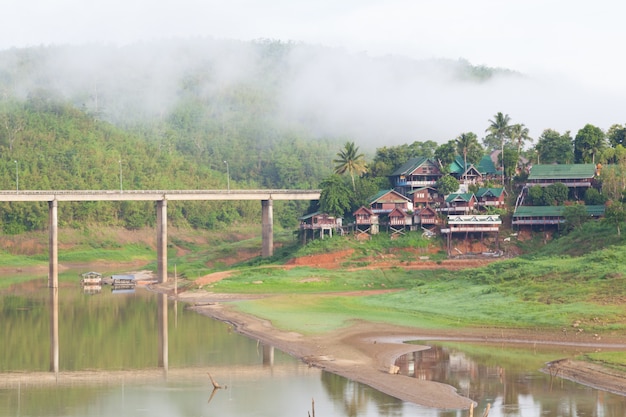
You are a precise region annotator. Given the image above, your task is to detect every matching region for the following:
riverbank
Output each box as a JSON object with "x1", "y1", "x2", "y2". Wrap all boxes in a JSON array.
[{"x1": 158, "y1": 283, "x2": 626, "y2": 410}]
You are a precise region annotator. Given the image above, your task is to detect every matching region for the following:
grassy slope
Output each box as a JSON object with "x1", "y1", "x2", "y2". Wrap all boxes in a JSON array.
[
  {"x1": 202, "y1": 221, "x2": 626, "y2": 367},
  {"x1": 2, "y1": 221, "x2": 625, "y2": 367}
]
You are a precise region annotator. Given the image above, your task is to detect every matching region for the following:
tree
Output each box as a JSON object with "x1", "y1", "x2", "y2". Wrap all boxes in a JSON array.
[
  {"x1": 535, "y1": 129, "x2": 574, "y2": 164},
  {"x1": 455, "y1": 132, "x2": 480, "y2": 183},
  {"x1": 599, "y1": 162, "x2": 626, "y2": 202},
  {"x1": 527, "y1": 185, "x2": 544, "y2": 205},
  {"x1": 607, "y1": 124, "x2": 626, "y2": 148},
  {"x1": 508, "y1": 123, "x2": 532, "y2": 171},
  {"x1": 433, "y1": 140, "x2": 456, "y2": 173},
  {"x1": 319, "y1": 175, "x2": 352, "y2": 217},
  {"x1": 604, "y1": 200, "x2": 626, "y2": 236},
  {"x1": 436, "y1": 174, "x2": 460, "y2": 195},
  {"x1": 563, "y1": 203, "x2": 589, "y2": 233},
  {"x1": 574, "y1": 124, "x2": 606, "y2": 164},
  {"x1": 543, "y1": 182, "x2": 569, "y2": 206},
  {"x1": 333, "y1": 141, "x2": 367, "y2": 192},
  {"x1": 486, "y1": 112, "x2": 512, "y2": 184},
  {"x1": 583, "y1": 188, "x2": 606, "y2": 205},
  {"x1": 502, "y1": 148, "x2": 519, "y2": 179}
]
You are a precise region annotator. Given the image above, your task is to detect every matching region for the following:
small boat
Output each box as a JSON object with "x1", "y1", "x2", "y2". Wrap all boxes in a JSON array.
[
  {"x1": 80, "y1": 271, "x2": 103, "y2": 285},
  {"x1": 111, "y1": 274, "x2": 136, "y2": 286}
]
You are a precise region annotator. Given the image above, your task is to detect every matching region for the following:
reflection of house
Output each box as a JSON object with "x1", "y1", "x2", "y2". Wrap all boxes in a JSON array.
[
  {"x1": 353, "y1": 206, "x2": 379, "y2": 237},
  {"x1": 299, "y1": 212, "x2": 343, "y2": 242},
  {"x1": 368, "y1": 189, "x2": 412, "y2": 214},
  {"x1": 475, "y1": 187, "x2": 507, "y2": 209},
  {"x1": 440, "y1": 193, "x2": 477, "y2": 214},
  {"x1": 512, "y1": 205, "x2": 605, "y2": 229},
  {"x1": 390, "y1": 157, "x2": 443, "y2": 195},
  {"x1": 440, "y1": 215, "x2": 502, "y2": 255}
]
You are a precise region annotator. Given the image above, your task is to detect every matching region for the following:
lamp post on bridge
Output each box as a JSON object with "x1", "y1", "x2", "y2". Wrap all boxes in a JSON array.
[
  {"x1": 118, "y1": 160, "x2": 123, "y2": 192},
  {"x1": 224, "y1": 160, "x2": 230, "y2": 192},
  {"x1": 14, "y1": 160, "x2": 18, "y2": 191}
]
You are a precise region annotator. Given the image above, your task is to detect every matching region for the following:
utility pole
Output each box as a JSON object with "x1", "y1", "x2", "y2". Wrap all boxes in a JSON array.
[
  {"x1": 14, "y1": 160, "x2": 18, "y2": 191},
  {"x1": 224, "y1": 160, "x2": 230, "y2": 192},
  {"x1": 119, "y1": 160, "x2": 123, "y2": 192}
]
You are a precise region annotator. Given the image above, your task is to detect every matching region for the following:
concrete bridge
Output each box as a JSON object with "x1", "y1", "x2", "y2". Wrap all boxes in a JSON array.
[{"x1": 0, "y1": 189, "x2": 321, "y2": 287}]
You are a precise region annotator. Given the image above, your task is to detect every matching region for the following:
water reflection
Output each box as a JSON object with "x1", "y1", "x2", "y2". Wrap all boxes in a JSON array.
[
  {"x1": 1, "y1": 278, "x2": 429, "y2": 417},
  {"x1": 395, "y1": 342, "x2": 626, "y2": 416},
  {"x1": 2, "y1": 276, "x2": 626, "y2": 417}
]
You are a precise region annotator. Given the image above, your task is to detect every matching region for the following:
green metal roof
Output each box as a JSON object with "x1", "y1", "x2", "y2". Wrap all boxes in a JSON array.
[
  {"x1": 513, "y1": 205, "x2": 605, "y2": 217},
  {"x1": 299, "y1": 211, "x2": 328, "y2": 220},
  {"x1": 527, "y1": 164, "x2": 597, "y2": 180},
  {"x1": 475, "y1": 187, "x2": 505, "y2": 198},
  {"x1": 448, "y1": 156, "x2": 467, "y2": 175},
  {"x1": 390, "y1": 157, "x2": 432, "y2": 176},
  {"x1": 445, "y1": 192, "x2": 475, "y2": 203},
  {"x1": 368, "y1": 189, "x2": 410, "y2": 204},
  {"x1": 476, "y1": 155, "x2": 497, "y2": 174}
]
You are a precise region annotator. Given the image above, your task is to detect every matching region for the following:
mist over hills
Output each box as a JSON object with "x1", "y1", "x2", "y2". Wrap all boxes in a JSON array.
[{"x1": 0, "y1": 38, "x2": 525, "y2": 149}]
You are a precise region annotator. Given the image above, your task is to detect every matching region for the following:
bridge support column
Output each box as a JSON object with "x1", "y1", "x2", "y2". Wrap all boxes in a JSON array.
[
  {"x1": 157, "y1": 199, "x2": 168, "y2": 283},
  {"x1": 48, "y1": 199, "x2": 59, "y2": 373},
  {"x1": 261, "y1": 199, "x2": 273, "y2": 257},
  {"x1": 157, "y1": 293, "x2": 168, "y2": 373},
  {"x1": 49, "y1": 286, "x2": 59, "y2": 373},
  {"x1": 48, "y1": 200, "x2": 58, "y2": 289}
]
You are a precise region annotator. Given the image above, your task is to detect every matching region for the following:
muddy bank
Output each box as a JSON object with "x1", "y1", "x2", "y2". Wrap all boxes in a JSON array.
[{"x1": 173, "y1": 286, "x2": 626, "y2": 409}]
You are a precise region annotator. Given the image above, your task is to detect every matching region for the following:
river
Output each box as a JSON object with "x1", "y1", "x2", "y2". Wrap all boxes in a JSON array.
[{"x1": 1, "y1": 272, "x2": 625, "y2": 416}]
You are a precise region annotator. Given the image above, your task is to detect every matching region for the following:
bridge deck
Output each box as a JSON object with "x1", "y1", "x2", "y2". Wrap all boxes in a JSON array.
[{"x1": 0, "y1": 189, "x2": 321, "y2": 202}]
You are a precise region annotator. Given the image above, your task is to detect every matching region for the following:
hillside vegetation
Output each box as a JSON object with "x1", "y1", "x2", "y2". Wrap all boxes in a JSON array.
[{"x1": 0, "y1": 40, "x2": 517, "y2": 233}]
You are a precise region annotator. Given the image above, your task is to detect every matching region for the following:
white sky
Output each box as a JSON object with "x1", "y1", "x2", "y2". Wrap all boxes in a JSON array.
[{"x1": 2, "y1": 0, "x2": 625, "y2": 143}]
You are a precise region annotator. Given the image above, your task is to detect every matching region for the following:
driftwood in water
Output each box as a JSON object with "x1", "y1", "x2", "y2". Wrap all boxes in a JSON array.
[{"x1": 207, "y1": 372, "x2": 222, "y2": 389}]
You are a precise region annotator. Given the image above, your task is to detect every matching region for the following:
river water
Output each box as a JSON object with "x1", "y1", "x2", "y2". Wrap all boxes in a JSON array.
[{"x1": 1, "y1": 273, "x2": 625, "y2": 417}]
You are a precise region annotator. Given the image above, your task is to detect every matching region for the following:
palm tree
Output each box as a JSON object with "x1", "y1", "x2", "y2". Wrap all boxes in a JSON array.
[
  {"x1": 333, "y1": 141, "x2": 367, "y2": 191},
  {"x1": 509, "y1": 123, "x2": 532, "y2": 172},
  {"x1": 455, "y1": 132, "x2": 478, "y2": 184},
  {"x1": 486, "y1": 112, "x2": 511, "y2": 184}
]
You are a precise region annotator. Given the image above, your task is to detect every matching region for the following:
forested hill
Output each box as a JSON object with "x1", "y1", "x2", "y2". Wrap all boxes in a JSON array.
[{"x1": 0, "y1": 39, "x2": 516, "y2": 233}]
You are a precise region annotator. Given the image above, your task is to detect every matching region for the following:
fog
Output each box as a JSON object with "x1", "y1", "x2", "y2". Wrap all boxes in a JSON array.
[{"x1": 1, "y1": 39, "x2": 624, "y2": 150}]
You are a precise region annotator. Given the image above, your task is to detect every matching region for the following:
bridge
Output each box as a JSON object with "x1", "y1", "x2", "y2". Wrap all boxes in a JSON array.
[{"x1": 0, "y1": 189, "x2": 321, "y2": 287}]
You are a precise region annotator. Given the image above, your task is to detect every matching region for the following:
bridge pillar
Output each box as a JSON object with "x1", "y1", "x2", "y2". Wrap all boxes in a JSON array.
[
  {"x1": 157, "y1": 199, "x2": 168, "y2": 283},
  {"x1": 157, "y1": 293, "x2": 168, "y2": 372},
  {"x1": 49, "y1": 286, "x2": 59, "y2": 373},
  {"x1": 48, "y1": 199, "x2": 58, "y2": 289},
  {"x1": 261, "y1": 199, "x2": 273, "y2": 257}
]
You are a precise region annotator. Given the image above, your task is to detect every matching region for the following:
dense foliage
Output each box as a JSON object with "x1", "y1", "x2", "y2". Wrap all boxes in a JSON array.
[{"x1": 2, "y1": 40, "x2": 626, "y2": 233}]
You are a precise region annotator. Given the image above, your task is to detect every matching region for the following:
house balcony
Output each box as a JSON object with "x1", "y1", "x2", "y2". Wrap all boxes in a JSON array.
[
  {"x1": 356, "y1": 219, "x2": 377, "y2": 225},
  {"x1": 443, "y1": 226, "x2": 500, "y2": 233},
  {"x1": 405, "y1": 180, "x2": 438, "y2": 187},
  {"x1": 512, "y1": 218, "x2": 563, "y2": 225},
  {"x1": 299, "y1": 223, "x2": 339, "y2": 230},
  {"x1": 525, "y1": 180, "x2": 592, "y2": 188},
  {"x1": 437, "y1": 206, "x2": 473, "y2": 213}
]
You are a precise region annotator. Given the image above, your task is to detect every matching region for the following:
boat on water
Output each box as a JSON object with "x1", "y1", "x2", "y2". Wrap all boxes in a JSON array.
[{"x1": 80, "y1": 271, "x2": 103, "y2": 285}]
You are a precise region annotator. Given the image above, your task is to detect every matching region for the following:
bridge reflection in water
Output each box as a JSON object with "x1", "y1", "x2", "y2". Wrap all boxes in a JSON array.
[
  {"x1": 20, "y1": 287, "x2": 277, "y2": 379},
  {"x1": 0, "y1": 189, "x2": 317, "y2": 373}
]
